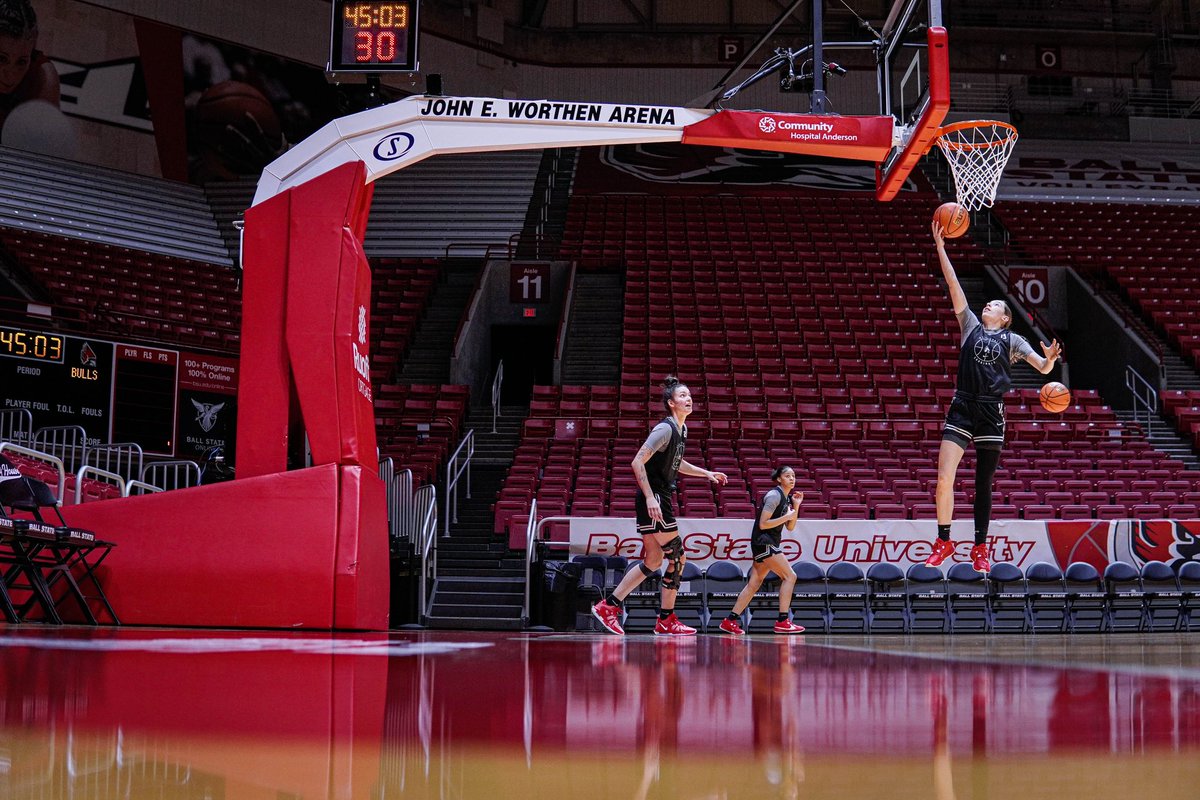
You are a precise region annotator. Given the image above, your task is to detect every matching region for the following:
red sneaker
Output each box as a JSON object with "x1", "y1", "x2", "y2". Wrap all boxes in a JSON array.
[
  {"x1": 591, "y1": 599, "x2": 625, "y2": 635},
  {"x1": 970, "y1": 544, "x2": 992, "y2": 573},
  {"x1": 773, "y1": 619, "x2": 806, "y2": 634},
  {"x1": 925, "y1": 538, "x2": 955, "y2": 567},
  {"x1": 718, "y1": 617, "x2": 746, "y2": 636},
  {"x1": 654, "y1": 612, "x2": 697, "y2": 636}
]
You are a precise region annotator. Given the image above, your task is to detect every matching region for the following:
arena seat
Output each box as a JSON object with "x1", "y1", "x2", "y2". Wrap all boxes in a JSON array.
[
  {"x1": 1064, "y1": 561, "x2": 1107, "y2": 633},
  {"x1": 702, "y1": 561, "x2": 746, "y2": 630},
  {"x1": 986, "y1": 562, "x2": 1030, "y2": 633},
  {"x1": 905, "y1": 563, "x2": 949, "y2": 633},
  {"x1": 1026, "y1": 561, "x2": 1068, "y2": 633},
  {"x1": 945, "y1": 562, "x2": 989, "y2": 632},
  {"x1": 826, "y1": 561, "x2": 869, "y2": 632},
  {"x1": 1140, "y1": 561, "x2": 1183, "y2": 631},
  {"x1": 865, "y1": 562, "x2": 907, "y2": 632}
]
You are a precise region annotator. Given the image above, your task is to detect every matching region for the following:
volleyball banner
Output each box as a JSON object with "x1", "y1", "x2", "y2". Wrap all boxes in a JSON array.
[{"x1": 567, "y1": 516, "x2": 1200, "y2": 572}]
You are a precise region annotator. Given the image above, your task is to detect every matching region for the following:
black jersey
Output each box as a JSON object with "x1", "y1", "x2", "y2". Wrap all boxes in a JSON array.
[
  {"x1": 751, "y1": 486, "x2": 789, "y2": 546},
  {"x1": 644, "y1": 417, "x2": 686, "y2": 494},
  {"x1": 955, "y1": 309, "x2": 1034, "y2": 401}
]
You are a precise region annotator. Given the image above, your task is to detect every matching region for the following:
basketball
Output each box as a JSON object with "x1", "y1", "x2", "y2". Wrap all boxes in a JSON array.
[
  {"x1": 192, "y1": 80, "x2": 283, "y2": 172},
  {"x1": 1, "y1": 100, "x2": 79, "y2": 160},
  {"x1": 1039, "y1": 381, "x2": 1071, "y2": 413},
  {"x1": 933, "y1": 202, "x2": 970, "y2": 238}
]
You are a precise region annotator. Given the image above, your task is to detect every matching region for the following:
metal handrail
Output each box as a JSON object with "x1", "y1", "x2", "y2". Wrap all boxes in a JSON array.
[
  {"x1": 124, "y1": 479, "x2": 164, "y2": 496},
  {"x1": 75, "y1": 465, "x2": 126, "y2": 505},
  {"x1": 0, "y1": 442, "x2": 66, "y2": 502},
  {"x1": 491, "y1": 361, "x2": 504, "y2": 434},
  {"x1": 415, "y1": 484, "x2": 438, "y2": 624},
  {"x1": 85, "y1": 441, "x2": 144, "y2": 484},
  {"x1": 32, "y1": 425, "x2": 89, "y2": 473},
  {"x1": 523, "y1": 512, "x2": 574, "y2": 628},
  {"x1": 1125, "y1": 366, "x2": 1158, "y2": 435},
  {"x1": 0, "y1": 408, "x2": 34, "y2": 445},
  {"x1": 141, "y1": 459, "x2": 202, "y2": 491},
  {"x1": 443, "y1": 429, "x2": 474, "y2": 536},
  {"x1": 554, "y1": 261, "x2": 577, "y2": 363},
  {"x1": 521, "y1": 499, "x2": 539, "y2": 626}
]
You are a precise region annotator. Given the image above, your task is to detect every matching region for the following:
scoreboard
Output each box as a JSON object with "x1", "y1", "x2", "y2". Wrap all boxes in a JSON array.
[{"x1": 0, "y1": 326, "x2": 238, "y2": 460}]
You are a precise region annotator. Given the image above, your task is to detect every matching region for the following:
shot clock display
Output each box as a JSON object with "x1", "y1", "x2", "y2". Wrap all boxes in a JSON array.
[
  {"x1": 330, "y1": 0, "x2": 420, "y2": 72},
  {"x1": 0, "y1": 326, "x2": 64, "y2": 364}
]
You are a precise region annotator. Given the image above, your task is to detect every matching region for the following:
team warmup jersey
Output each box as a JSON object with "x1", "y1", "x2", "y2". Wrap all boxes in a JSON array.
[
  {"x1": 954, "y1": 309, "x2": 1035, "y2": 401},
  {"x1": 642, "y1": 417, "x2": 686, "y2": 494},
  {"x1": 751, "y1": 486, "x2": 789, "y2": 547}
]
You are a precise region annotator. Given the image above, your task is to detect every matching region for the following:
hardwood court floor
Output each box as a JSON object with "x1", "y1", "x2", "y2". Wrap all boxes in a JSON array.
[{"x1": 0, "y1": 626, "x2": 1198, "y2": 799}]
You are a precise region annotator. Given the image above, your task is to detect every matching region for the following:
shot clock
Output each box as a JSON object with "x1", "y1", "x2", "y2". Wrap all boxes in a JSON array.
[
  {"x1": 330, "y1": 0, "x2": 420, "y2": 72},
  {"x1": 0, "y1": 326, "x2": 64, "y2": 364}
]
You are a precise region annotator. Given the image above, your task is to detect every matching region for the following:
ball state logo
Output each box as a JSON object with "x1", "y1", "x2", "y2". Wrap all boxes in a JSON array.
[
  {"x1": 357, "y1": 305, "x2": 368, "y2": 346},
  {"x1": 758, "y1": 116, "x2": 777, "y2": 134}
]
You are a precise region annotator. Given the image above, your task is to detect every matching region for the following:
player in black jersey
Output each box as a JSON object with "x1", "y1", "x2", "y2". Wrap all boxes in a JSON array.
[
  {"x1": 592, "y1": 375, "x2": 728, "y2": 636},
  {"x1": 717, "y1": 465, "x2": 806, "y2": 635},
  {"x1": 925, "y1": 221, "x2": 1062, "y2": 572}
]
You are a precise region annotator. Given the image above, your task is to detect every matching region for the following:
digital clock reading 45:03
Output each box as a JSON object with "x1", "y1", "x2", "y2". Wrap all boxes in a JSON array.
[
  {"x1": 330, "y1": 0, "x2": 420, "y2": 72},
  {"x1": 0, "y1": 327, "x2": 64, "y2": 364}
]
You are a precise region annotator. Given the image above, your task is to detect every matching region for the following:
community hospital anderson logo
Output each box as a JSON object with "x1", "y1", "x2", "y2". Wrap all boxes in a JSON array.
[{"x1": 759, "y1": 117, "x2": 777, "y2": 133}]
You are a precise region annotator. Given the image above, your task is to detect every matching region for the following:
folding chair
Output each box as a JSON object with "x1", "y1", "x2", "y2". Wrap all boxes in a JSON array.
[
  {"x1": 946, "y1": 562, "x2": 989, "y2": 632},
  {"x1": 865, "y1": 562, "x2": 908, "y2": 631},
  {"x1": 1178, "y1": 561, "x2": 1200, "y2": 632},
  {"x1": 14, "y1": 474, "x2": 119, "y2": 623},
  {"x1": 1064, "y1": 561, "x2": 1106, "y2": 633},
  {"x1": 1026, "y1": 561, "x2": 1068, "y2": 633},
  {"x1": 623, "y1": 562, "x2": 704, "y2": 633},
  {"x1": 1102, "y1": 560, "x2": 1145, "y2": 632},
  {"x1": 572, "y1": 555, "x2": 608, "y2": 631},
  {"x1": 703, "y1": 561, "x2": 747, "y2": 631},
  {"x1": 986, "y1": 562, "x2": 1031, "y2": 633},
  {"x1": 826, "y1": 561, "x2": 868, "y2": 632},
  {"x1": 905, "y1": 563, "x2": 949, "y2": 632},
  {"x1": 789, "y1": 561, "x2": 830, "y2": 632},
  {"x1": 1140, "y1": 560, "x2": 1184, "y2": 631}
]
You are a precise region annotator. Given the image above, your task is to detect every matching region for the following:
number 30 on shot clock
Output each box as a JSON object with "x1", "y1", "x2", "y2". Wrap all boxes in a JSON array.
[{"x1": 330, "y1": 0, "x2": 420, "y2": 72}]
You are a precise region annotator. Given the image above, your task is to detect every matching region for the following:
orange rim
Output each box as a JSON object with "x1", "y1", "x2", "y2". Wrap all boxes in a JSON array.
[{"x1": 935, "y1": 119, "x2": 1018, "y2": 152}]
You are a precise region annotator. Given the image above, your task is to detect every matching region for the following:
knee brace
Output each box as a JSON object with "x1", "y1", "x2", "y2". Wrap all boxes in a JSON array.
[{"x1": 661, "y1": 536, "x2": 685, "y2": 590}]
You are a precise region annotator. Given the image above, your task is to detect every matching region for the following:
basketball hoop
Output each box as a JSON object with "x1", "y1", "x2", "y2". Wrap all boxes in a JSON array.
[{"x1": 935, "y1": 120, "x2": 1018, "y2": 212}]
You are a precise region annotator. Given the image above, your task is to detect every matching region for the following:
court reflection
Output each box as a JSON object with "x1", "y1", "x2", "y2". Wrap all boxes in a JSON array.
[{"x1": 1, "y1": 630, "x2": 1199, "y2": 799}]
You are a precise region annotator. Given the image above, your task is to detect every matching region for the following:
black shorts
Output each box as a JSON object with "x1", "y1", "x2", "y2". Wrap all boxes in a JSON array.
[
  {"x1": 751, "y1": 540, "x2": 783, "y2": 562},
  {"x1": 942, "y1": 397, "x2": 1006, "y2": 451},
  {"x1": 635, "y1": 490, "x2": 678, "y2": 535}
]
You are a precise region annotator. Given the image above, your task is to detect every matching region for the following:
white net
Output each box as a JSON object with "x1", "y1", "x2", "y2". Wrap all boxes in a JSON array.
[{"x1": 935, "y1": 121, "x2": 1018, "y2": 212}]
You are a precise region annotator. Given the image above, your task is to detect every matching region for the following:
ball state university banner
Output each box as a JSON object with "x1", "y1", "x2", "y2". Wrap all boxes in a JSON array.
[{"x1": 568, "y1": 517, "x2": 1200, "y2": 572}]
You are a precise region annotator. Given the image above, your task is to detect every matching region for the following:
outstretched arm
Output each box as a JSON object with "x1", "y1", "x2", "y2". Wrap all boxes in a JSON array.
[
  {"x1": 678, "y1": 459, "x2": 728, "y2": 485},
  {"x1": 933, "y1": 221, "x2": 968, "y2": 316},
  {"x1": 1025, "y1": 339, "x2": 1062, "y2": 374}
]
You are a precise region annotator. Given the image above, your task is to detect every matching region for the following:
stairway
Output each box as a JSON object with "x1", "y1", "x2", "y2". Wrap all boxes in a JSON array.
[
  {"x1": 1113, "y1": 410, "x2": 1200, "y2": 470},
  {"x1": 561, "y1": 271, "x2": 623, "y2": 385},
  {"x1": 397, "y1": 259, "x2": 480, "y2": 384},
  {"x1": 202, "y1": 177, "x2": 257, "y2": 265},
  {"x1": 425, "y1": 404, "x2": 529, "y2": 629}
]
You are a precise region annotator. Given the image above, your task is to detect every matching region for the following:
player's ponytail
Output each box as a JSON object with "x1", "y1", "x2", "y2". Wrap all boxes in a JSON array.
[{"x1": 661, "y1": 375, "x2": 683, "y2": 410}]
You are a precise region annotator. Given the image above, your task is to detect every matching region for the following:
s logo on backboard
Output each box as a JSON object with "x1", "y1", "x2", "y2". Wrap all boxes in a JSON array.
[{"x1": 373, "y1": 132, "x2": 415, "y2": 161}]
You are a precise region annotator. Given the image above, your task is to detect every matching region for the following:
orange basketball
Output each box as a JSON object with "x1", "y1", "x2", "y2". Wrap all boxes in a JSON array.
[
  {"x1": 933, "y1": 202, "x2": 970, "y2": 238},
  {"x1": 1039, "y1": 381, "x2": 1071, "y2": 414}
]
